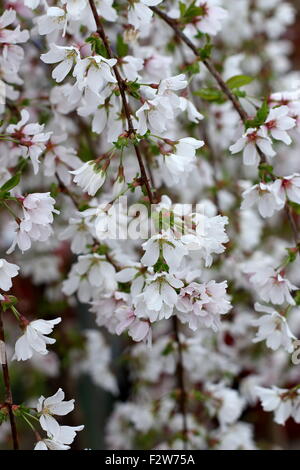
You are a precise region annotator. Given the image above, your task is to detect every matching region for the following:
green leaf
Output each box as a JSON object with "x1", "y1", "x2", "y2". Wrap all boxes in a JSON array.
[
  {"x1": 116, "y1": 34, "x2": 128, "y2": 57},
  {"x1": 85, "y1": 35, "x2": 108, "y2": 58},
  {"x1": 162, "y1": 341, "x2": 174, "y2": 356},
  {"x1": 294, "y1": 290, "x2": 300, "y2": 306},
  {"x1": 179, "y1": 1, "x2": 186, "y2": 16},
  {"x1": 0, "y1": 172, "x2": 21, "y2": 193},
  {"x1": 288, "y1": 201, "x2": 300, "y2": 215},
  {"x1": 180, "y1": 1, "x2": 205, "y2": 23},
  {"x1": 226, "y1": 74, "x2": 254, "y2": 89},
  {"x1": 286, "y1": 247, "x2": 298, "y2": 264},
  {"x1": 194, "y1": 87, "x2": 225, "y2": 103},
  {"x1": 199, "y1": 43, "x2": 213, "y2": 60},
  {"x1": 256, "y1": 100, "x2": 269, "y2": 123},
  {"x1": 245, "y1": 100, "x2": 269, "y2": 129},
  {"x1": 126, "y1": 80, "x2": 141, "y2": 99}
]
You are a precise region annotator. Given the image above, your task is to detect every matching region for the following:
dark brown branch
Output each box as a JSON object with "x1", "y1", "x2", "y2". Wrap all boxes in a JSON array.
[
  {"x1": 88, "y1": 0, "x2": 156, "y2": 204},
  {"x1": 172, "y1": 316, "x2": 188, "y2": 450},
  {"x1": 88, "y1": 0, "x2": 190, "y2": 443},
  {"x1": 0, "y1": 312, "x2": 19, "y2": 450}
]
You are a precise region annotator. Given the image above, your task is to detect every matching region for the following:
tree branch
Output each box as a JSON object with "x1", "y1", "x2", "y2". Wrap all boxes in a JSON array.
[
  {"x1": 0, "y1": 311, "x2": 19, "y2": 450},
  {"x1": 151, "y1": 5, "x2": 299, "y2": 245},
  {"x1": 172, "y1": 316, "x2": 188, "y2": 450},
  {"x1": 88, "y1": 0, "x2": 156, "y2": 204}
]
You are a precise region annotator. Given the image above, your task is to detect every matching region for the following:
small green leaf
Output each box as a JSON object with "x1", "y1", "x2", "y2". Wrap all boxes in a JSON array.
[
  {"x1": 199, "y1": 43, "x2": 213, "y2": 60},
  {"x1": 179, "y1": 1, "x2": 186, "y2": 16},
  {"x1": 294, "y1": 290, "x2": 300, "y2": 306},
  {"x1": 85, "y1": 35, "x2": 108, "y2": 58},
  {"x1": 194, "y1": 87, "x2": 225, "y2": 103},
  {"x1": 226, "y1": 75, "x2": 254, "y2": 89},
  {"x1": 0, "y1": 172, "x2": 21, "y2": 193},
  {"x1": 162, "y1": 341, "x2": 174, "y2": 356},
  {"x1": 180, "y1": 1, "x2": 205, "y2": 22},
  {"x1": 256, "y1": 100, "x2": 269, "y2": 123},
  {"x1": 116, "y1": 34, "x2": 128, "y2": 57},
  {"x1": 245, "y1": 100, "x2": 269, "y2": 129},
  {"x1": 288, "y1": 201, "x2": 300, "y2": 215}
]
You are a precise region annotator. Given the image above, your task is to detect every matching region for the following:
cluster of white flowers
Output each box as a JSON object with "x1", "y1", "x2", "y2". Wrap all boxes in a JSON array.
[
  {"x1": 0, "y1": 0, "x2": 300, "y2": 452},
  {"x1": 34, "y1": 389, "x2": 84, "y2": 450}
]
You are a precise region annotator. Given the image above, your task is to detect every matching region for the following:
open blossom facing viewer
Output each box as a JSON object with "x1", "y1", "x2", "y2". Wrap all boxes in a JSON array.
[
  {"x1": 262, "y1": 105, "x2": 296, "y2": 145},
  {"x1": 37, "y1": 389, "x2": 75, "y2": 436},
  {"x1": 230, "y1": 127, "x2": 276, "y2": 166}
]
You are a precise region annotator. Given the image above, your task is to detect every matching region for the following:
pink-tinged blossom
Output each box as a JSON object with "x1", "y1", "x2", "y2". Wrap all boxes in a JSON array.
[
  {"x1": 177, "y1": 280, "x2": 231, "y2": 331},
  {"x1": 262, "y1": 105, "x2": 296, "y2": 145},
  {"x1": 271, "y1": 174, "x2": 300, "y2": 205},
  {"x1": 6, "y1": 110, "x2": 52, "y2": 174},
  {"x1": 115, "y1": 305, "x2": 151, "y2": 344}
]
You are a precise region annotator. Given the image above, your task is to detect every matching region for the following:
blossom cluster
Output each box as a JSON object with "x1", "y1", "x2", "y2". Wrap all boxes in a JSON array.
[{"x1": 0, "y1": 0, "x2": 300, "y2": 452}]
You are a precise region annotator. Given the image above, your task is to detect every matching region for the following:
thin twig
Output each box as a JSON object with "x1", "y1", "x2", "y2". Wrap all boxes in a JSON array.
[
  {"x1": 151, "y1": 5, "x2": 299, "y2": 245},
  {"x1": 87, "y1": 1, "x2": 189, "y2": 443},
  {"x1": 0, "y1": 312, "x2": 19, "y2": 450},
  {"x1": 150, "y1": 6, "x2": 248, "y2": 122},
  {"x1": 88, "y1": 0, "x2": 155, "y2": 204}
]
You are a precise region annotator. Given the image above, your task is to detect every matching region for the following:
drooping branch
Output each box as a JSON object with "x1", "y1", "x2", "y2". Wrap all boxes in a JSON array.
[
  {"x1": 87, "y1": 0, "x2": 189, "y2": 443},
  {"x1": 88, "y1": 0, "x2": 156, "y2": 205},
  {"x1": 151, "y1": 5, "x2": 299, "y2": 246},
  {"x1": 150, "y1": 6, "x2": 248, "y2": 122}
]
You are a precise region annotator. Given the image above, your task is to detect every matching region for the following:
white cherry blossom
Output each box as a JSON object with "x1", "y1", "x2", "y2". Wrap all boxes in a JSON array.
[
  {"x1": 230, "y1": 127, "x2": 276, "y2": 166},
  {"x1": 0, "y1": 259, "x2": 19, "y2": 291},
  {"x1": 13, "y1": 317, "x2": 61, "y2": 361},
  {"x1": 252, "y1": 303, "x2": 296, "y2": 353}
]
